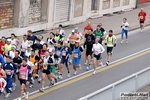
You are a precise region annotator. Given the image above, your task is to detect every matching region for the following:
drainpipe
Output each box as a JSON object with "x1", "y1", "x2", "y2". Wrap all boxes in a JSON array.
[{"x1": 135, "y1": 0, "x2": 138, "y2": 8}]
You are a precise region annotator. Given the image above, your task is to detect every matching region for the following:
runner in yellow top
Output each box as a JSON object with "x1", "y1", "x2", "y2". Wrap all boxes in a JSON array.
[{"x1": 104, "y1": 30, "x2": 117, "y2": 66}]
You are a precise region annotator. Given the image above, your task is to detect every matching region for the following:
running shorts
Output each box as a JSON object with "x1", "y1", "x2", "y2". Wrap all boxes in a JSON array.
[
  {"x1": 61, "y1": 57, "x2": 69, "y2": 66},
  {"x1": 94, "y1": 54, "x2": 101, "y2": 60},
  {"x1": 107, "y1": 47, "x2": 113, "y2": 53}
]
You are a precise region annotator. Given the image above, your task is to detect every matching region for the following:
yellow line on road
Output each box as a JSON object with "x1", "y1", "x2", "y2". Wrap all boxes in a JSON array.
[{"x1": 28, "y1": 50, "x2": 150, "y2": 100}]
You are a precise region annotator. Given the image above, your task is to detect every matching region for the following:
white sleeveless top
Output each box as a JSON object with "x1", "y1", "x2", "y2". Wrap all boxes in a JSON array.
[
  {"x1": 21, "y1": 40, "x2": 28, "y2": 50},
  {"x1": 10, "y1": 39, "x2": 17, "y2": 46}
]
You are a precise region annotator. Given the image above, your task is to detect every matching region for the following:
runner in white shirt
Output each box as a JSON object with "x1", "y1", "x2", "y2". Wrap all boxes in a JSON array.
[
  {"x1": 8, "y1": 45, "x2": 16, "y2": 59},
  {"x1": 10, "y1": 33, "x2": 19, "y2": 46},
  {"x1": 121, "y1": 18, "x2": 129, "y2": 44},
  {"x1": 24, "y1": 45, "x2": 32, "y2": 57},
  {"x1": 46, "y1": 32, "x2": 56, "y2": 50},
  {"x1": 20, "y1": 35, "x2": 28, "y2": 57},
  {"x1": 92, "y1": 38, "x2": 105, "y2": 75}
]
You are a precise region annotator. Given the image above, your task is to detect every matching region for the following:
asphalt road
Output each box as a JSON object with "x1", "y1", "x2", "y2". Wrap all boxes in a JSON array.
[{"x1": 0, "y1": 26, "x2": 150, "y2": 100}]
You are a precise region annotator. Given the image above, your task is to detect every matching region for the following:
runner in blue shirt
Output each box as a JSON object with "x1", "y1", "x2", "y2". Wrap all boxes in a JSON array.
[
  {"x1": 61, "y1": 41, "x2": 71, "y2": 77},
  {"x1": 72, "y1": 40, "x2": 83, "y2": 75}
]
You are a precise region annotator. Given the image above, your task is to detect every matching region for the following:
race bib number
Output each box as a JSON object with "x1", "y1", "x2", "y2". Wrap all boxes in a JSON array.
[
  {"x1": 43, "y1": 64, "x2": 47, "y2": 69},
  {"x1": 74, "y1": 54, "x2": 78, "y2": 58},
  {"x1": 94, "y1": 51, "x2": 99, "y2": 55},
  {"x1": 62, "y1": 51, "x2": 66, "y2": 56},
  {"x1": 5, "y1": 70, "x2": 11, "y2": 75},
  {"x1": 28, "y1": 41, "x2": 33, "y2": 45},
  {"x1": 122, "y1": 24, "x2": 125, "y2": 26},
  {"x1": 71, "y1": 40, "x2": 75, "y2": 44},
  {"x1": 20, "y1": 73, "x2": 26, "y2": 79},
  {"x1": 140, "y1": 16, "x2": 143, "y2": 19}
]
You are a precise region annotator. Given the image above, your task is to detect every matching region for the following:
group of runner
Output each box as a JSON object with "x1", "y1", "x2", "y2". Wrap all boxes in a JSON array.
[{"x1": 0, "y1": 8, "x2": 149, "y2": 100}]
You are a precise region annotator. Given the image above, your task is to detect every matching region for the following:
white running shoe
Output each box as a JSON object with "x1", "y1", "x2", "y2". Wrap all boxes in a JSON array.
[
  {"x1": 18, "y1": 97, "x2": 22, "y2": 100},
  {"x1": 68, "y1": 73, "x2": 70, "y2": 77},
  {"x1": 141, "y1": 29, "x2": 143, "y2": 32},
  {"x1": 121, "y1": 40, "x2": 124, "y2": 44},
  {"x1": 6, "y1": 93, "x2": 10, "y2": 98},
  {"x1": 29, "y1": 84, "x2": 34, "y2": 88},
  {"x1": 58, "y1": 75, "x2": 63, "y2": 79},
  {"x1": 84, "y1": 62, "x2": 87, "y2": 65},
  {"x1": 38, "y1": 78, "x2": 41, "y2": 83},
  {"x1": 25, "y1": 92, "x2": 29, "y2": 99},
  {"x1": 126, "y1": 40, "x2": 128, "y2": 44},
  {"x1": 39, "y1": 88, "x2": 44, "y2": 92},
  {"x1": 74, "y1": 71, "x2": 77, "y2": 75},
  {"x1": 12, "y1": 83, "x2": 16, "y2": 91},
  {"x1": 93, "y1": 70, "x2": 96, "y2": 75}
]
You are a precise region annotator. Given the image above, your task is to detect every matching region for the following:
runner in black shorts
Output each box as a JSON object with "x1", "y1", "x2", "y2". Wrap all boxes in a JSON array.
[
  {"x1": 84, "y1": 35, "x2": 93, "y2": 69},
  {"x1": 18, "y1": 58, "x2": 30, "y2": 100},
  {"x1": 39, "y1": 51, "x2": 57, "y2": 92}
]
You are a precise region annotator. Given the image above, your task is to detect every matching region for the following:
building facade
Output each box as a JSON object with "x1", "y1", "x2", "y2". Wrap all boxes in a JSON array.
[{"x1": 0, "y1": 0, "x2": 136, "y2": 37}]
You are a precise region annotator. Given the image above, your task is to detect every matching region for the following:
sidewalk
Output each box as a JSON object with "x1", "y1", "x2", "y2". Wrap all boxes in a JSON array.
[{"x1": 34, "y1": 2, "x2": 150, "y2": 43}]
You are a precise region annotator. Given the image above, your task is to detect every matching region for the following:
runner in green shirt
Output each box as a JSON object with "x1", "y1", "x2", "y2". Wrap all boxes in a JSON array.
[{"x1": 104, "y1": 30, "x2": 117, "y2": 66}]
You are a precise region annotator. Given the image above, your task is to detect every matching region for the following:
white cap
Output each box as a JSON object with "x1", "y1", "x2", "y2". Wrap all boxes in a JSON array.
[
  {"x1": 7, "y1": 39, "x2": 11, "y2": 42},
  {"x1": 72, "y1": 30, "x2": 75, "y2": 33},
  {"x1": 49, "y1": 48, "x2": 53, "y2": 52},
  {"x1": 12, "y1": 45, "x2": 16, "y2": 48},
  {"x1": 75, "y1": 40, "x2": 80, "y2": 43},
  {"x1": 27, "y1": 45, "x2": 31, "y2": 47}
]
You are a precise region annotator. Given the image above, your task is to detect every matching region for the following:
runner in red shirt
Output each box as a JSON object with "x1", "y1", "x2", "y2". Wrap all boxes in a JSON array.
[
  {"x1": 0, "y1": 37, "x2": 6, "y2": 56},
  {"x1": 84, "y1": 22, "x2": 93, "y2": 34},
  {"x1": 138, "y1": 8, "x2": 147, "y2": 32}
]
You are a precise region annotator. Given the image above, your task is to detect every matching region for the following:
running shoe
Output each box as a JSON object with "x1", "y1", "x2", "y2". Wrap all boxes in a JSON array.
[
  {"x1": 121, "y1": 40, "x2": 124, "y2": 44},
  {"x1": 4, "y1": 95, "x2": 9, "y2": 100},
  {"x1": 106, "y1": 61, "x2": 109, "y2": 66},
  {"x1": 29, "y1": 84, "x2": 34, "y2": 88},
  {"x1": 54, "y1": 78, "x2": 58, "y2": 83},
  {"x1": 31, "y1": 77, "x2": 35, "y2": 84},
  {"x1": 38, "y1": 78, "x2": 41, "y2": 83},
  {"x1": 84, "y1": 62, "x2": 87, "y2": 65},
  {"x1": 68, "y1": 73, "x2": 70, "y2": 77},
  {"x1": 25, "y1": 92, "x2": 29, "y2": 99},
  {"x1": 58, "y1": 75, "x2": 63, "y2": 79},
  {"x1": 73, "y1": 71, "x2": 77, "y2": 75},
  {"x1": 12, "y1": 83, "x2": 16, "y2": 91},
  {"x1": 49, "y1": 81, "x2": 54, "y2": 86},
  {"x1": 6, "y1": 93, "x2": 10, "y2": 98},
  {"x1": 100, "y1": 62, "x2": 103, "y2": 68},
  {"x1": 8, "y1": 88, "x2": 13, "y2": 93},
  {"x1": 93, "y1": 70, "x2": 96, "y2": 75},
  {"x1": 18, "y1": 97, "x2": 22, "y2": 100},
  {"x1": 39, "y1": 88, "x2": 44, "y2": 92},
  {"x1": 126, "y1": 40, "x2": 128, "y2": 44}
]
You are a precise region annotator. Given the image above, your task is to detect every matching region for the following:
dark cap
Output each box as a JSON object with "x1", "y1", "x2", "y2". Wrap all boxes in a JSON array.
[{"x1": 109, "y1": 30, "x2": 113, "y2": 33}]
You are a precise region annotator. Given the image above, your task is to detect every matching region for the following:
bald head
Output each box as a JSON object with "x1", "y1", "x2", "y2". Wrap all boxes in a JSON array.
[
  {"x1": 88, "y1": 22, "x2": 91, "y2": 25},
  {"x1": 141, "y1": 8, "x2": 144, "y2": 12},
  {"x1": 64, "y1": 41, "x2": 68, "y2": 46}
]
